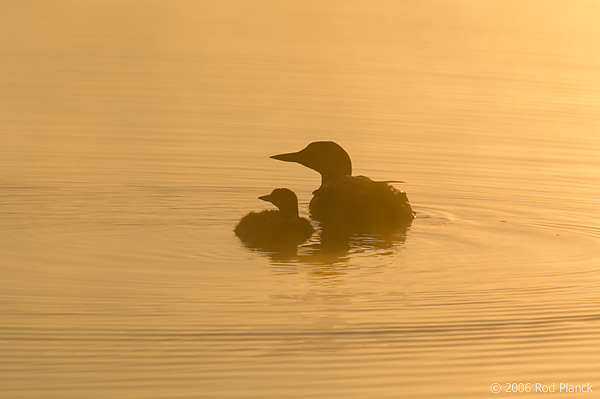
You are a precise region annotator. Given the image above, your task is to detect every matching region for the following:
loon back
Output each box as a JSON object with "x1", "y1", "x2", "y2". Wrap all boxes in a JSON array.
[{"x1": 310, "y1": 175, "x2": 414, "y2": 232}]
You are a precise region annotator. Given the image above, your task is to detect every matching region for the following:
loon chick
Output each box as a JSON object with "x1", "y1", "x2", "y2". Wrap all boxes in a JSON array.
[
  {"x1": 270, "y1": 141, "x2": 415, "y2": 231},
  {"x1": 234, "y1": 188, "x2": 314, "y2": 249}
]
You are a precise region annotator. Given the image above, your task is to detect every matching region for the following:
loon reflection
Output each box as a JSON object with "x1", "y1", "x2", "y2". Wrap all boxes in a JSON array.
[
  {"x1": 235, "y1": 188, "x2": 314, "y2": 250},
  {"x1": 271, "y1": 141, "x2": 415, "y2": 232}
]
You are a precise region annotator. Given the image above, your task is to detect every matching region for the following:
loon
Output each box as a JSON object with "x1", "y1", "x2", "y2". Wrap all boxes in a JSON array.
[
  {"x1": 234, "y1": 188, "x2": 314, "y2": 248},
  {"x1": 270, "y1": 141, "x2": 415, "y2": 232}
]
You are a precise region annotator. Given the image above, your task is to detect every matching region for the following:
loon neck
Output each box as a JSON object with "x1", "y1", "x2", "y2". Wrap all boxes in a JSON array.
[
  {"x1": 278, "y1": 202, "x2": 299, "y2": 218},
  {"x1": 320, "y1": 171, "x2": 350, "y2": 186}
]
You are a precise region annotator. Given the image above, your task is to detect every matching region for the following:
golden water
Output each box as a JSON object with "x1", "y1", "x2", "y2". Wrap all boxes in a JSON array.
[{"x1": 1, "y1": 1, "x2": 600, "y2": 398}]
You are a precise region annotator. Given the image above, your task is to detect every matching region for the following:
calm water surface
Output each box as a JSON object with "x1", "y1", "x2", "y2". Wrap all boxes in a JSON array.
[{"x1": 1, "y1": 1, "x2": 600, "y2": 398}]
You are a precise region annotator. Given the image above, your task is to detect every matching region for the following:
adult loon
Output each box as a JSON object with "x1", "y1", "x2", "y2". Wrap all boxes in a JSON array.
[
  {"x1": 234, "y1": 188, "x2": 314, "y2": 248},
  {"x1": 270, "y1": 141, "x2": 415, "y2": 232}
]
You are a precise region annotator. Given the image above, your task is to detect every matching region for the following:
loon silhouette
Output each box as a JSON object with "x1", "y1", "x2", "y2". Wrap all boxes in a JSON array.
[
  {"x1": 271, "y1": 141, "x2": 415, "y2": 231},
  {"x1": 234, "y1": 188, "x2": 314, "y2": 248}
]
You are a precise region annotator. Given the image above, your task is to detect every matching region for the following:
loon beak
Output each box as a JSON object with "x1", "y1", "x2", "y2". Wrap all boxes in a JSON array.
[
  {"x1": 258, "y1": 194, "x2": 272, "y2": 203},
  {"x1": 270, "y1": 150, "x2": 303, "y2": 163}
]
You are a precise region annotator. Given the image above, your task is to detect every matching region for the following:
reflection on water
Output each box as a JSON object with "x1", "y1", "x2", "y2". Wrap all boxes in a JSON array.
[
  {"x1": 240, "y1": 221, "x2": 411, "y2": 265},
  {"x1": 2, "y1": 1, "x2": 600, "y2": 398}
]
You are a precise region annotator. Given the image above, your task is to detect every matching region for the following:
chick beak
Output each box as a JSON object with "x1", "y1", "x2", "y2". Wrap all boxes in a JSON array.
[{"x1": 258, "y1": 194, "x2": 273, "y2": 203}]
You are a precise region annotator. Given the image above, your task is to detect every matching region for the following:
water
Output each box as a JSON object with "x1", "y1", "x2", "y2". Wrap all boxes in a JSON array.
[{"x1": 1, "y1": 1, "x2": 600, "y2": 398}]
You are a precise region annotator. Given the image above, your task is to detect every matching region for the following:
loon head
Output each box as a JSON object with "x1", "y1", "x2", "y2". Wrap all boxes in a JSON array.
[
  {"x1": 270, "y1": 141, "x2": 352, "y2": 185},
  {"x1": 258, "y1": 188, "x2": 299, "y2": 217}
]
